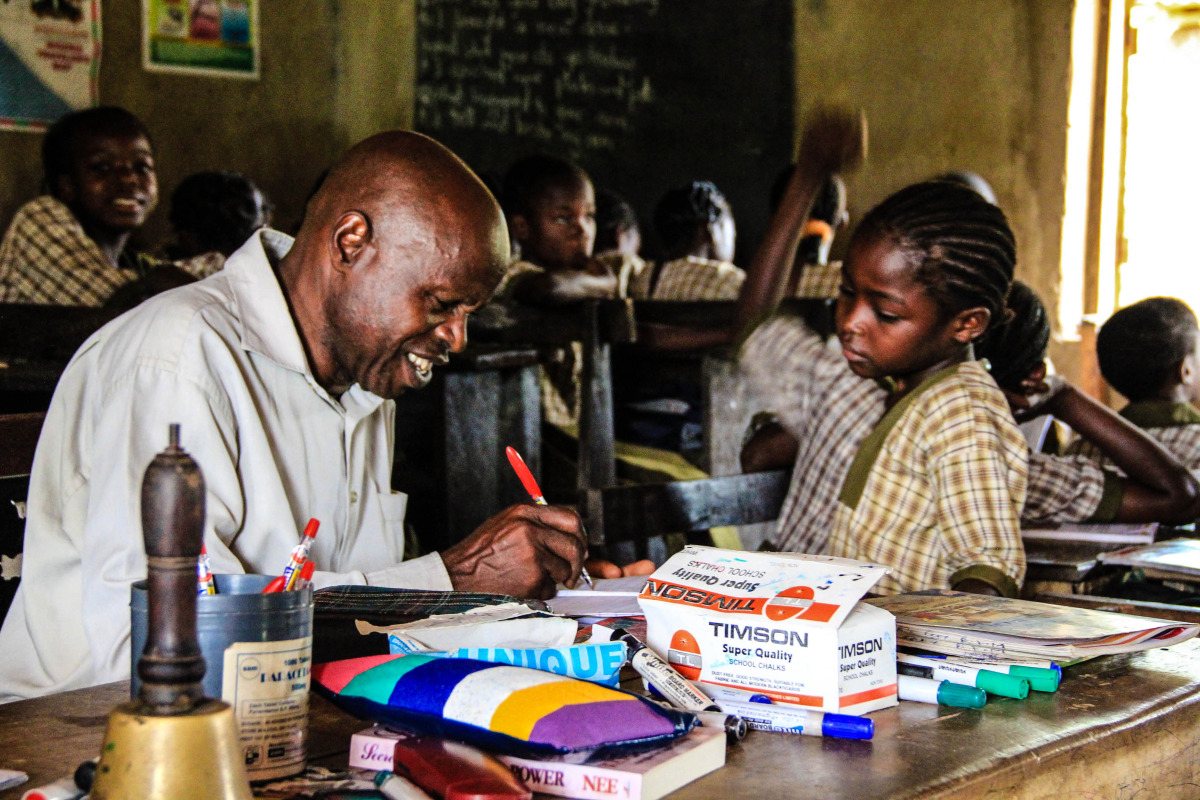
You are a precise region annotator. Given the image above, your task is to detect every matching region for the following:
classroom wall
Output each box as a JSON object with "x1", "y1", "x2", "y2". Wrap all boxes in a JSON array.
[{"x1": 793, "y1": 0, "x2": 1074, "y2": 331}]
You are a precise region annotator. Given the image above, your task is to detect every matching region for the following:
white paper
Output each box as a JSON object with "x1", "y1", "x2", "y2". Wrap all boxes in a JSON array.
[
  {"x1": 356, "y1": 605, "x2": 578, "y2": 650},
  {"x1": 545, "y1": 593, "x2": 646, "y2": 618}
]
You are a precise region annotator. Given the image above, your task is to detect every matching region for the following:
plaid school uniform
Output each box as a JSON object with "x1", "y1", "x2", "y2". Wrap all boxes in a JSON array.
[
  {"x1": 1021, "y1": 451, "x2": 1122, "y2": 525},
  {"x1": 0, "y1": 195, "x2": 142, "y2": 306},
  {"x1": 792, "y1": 260, "x2": 842, "y2": 299},
  {"x1": 1066, "y1": 401, "x2": 1200, "y2": 471},
  {"x1": 740, "y1": 314, "x2": 886, "y2": 556},
  {"x1": 741, "y1": 315, "x2": 1028, "y2": 597},
  {"x1": 650, "y1": 256, "x2": 745, "y2": 301}
]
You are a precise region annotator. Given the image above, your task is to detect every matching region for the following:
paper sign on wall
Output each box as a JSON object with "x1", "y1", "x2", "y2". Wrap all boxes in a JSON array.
[
  {"x1": 0, "y1": 0, "x2": 101, "y2": 132},
  {"x1": 142, "y1": 0, "x2": 258, "y2": 79}
]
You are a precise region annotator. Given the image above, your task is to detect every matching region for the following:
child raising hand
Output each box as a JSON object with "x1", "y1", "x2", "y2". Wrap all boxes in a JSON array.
[{"x1": 736, "y1": 109, "x2": 1028, "y2": 597}]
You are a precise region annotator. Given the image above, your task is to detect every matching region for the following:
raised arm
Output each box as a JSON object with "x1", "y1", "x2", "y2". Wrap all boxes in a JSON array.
[
  {"x1": 637, "y1": 109, "x2": 866, "y2": 352},
  {"x1": 732, "y1": 110, "x2": 866, "y2": 345}
]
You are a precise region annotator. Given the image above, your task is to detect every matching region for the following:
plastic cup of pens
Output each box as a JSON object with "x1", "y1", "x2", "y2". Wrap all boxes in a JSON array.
[{"x1": 130, "y1": 573, "x2": 315, "y2": 781}]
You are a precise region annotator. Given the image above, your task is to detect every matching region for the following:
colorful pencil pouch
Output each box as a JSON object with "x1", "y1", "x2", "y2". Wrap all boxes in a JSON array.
[{"x1": 312, "y1": 653, "x2": 695, "y2": 757}]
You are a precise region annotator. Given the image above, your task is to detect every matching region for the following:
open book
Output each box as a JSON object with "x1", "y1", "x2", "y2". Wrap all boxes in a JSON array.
[{"x1": 867, "y1": 589, "x2": 1198, "y2": 660}]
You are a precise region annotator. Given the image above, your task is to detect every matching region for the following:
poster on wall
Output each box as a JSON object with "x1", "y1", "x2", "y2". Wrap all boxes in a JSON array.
[
  {"x1": 0, "y1": 0, "x2": 101, "y2": 132},
  {"x1": 142, "y1": 0, "x2": 258, "y2": 79}
]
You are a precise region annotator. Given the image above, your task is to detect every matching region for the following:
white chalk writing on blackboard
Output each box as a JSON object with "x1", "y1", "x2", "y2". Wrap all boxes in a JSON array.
[{"x1": 416, "y1": 0, "x2": 657, "y2": 158}]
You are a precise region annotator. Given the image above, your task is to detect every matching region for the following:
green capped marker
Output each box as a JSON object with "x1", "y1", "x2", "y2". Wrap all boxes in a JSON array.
[
  {"x1": 897, "y1": 674, "x2": 987, "y2": 709},
  {"x1": 897, "y1": 654, "x2": 1030, "y2": 700},
  {"x1": 1007, "y1": 665, "x2": 1061, "y2": 693},
  {"x1": 918, "y1": 655, "x2": 1062, "y2": 693}
]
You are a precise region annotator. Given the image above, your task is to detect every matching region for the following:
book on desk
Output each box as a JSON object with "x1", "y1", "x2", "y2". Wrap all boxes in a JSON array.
[
  {"x1": 868, "y1": 589, "x2": 1200, "y2": 661},
  {"x1": 350, "y1": 723, "x2": 725, "y2": 800}
]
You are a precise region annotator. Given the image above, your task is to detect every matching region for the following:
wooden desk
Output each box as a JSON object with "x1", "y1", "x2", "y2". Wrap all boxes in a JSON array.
[{"x1": 5, "y1": 639, "x2": 1200, "y2": 799}]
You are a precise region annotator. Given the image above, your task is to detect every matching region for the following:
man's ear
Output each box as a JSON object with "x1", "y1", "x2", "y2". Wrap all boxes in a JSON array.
[
  {"x1": 950, "y1": 306, "x2": 992, "y2": 344},
  {"x1": 1180, "y1": 353, "x2": 1195, "y2": 387},
  {"x1": 331, "y1": 211, "x2": 372, "y2": 269}
]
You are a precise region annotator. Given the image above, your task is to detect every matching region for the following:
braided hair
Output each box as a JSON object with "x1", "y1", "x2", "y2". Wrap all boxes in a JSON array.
[
  {"x1": 853, "y1": 181, "x2": 1016, "y2": 334},
  {"x1": 653, "y1": 180, "x2": 730, "y2": 255},
  {"x1": 1097, "y1": 297, "x2": 1199, "y2": 401},
  {"x1": 975, "y1": 280, "x2": 1050, "y2": 392}
]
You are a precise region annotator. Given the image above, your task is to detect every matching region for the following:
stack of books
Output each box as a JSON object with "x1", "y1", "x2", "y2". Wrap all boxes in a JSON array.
[
  {"x1": 350, "y1": 723, "x2": 726, "y2": 800},
  {"x1": 867, "y1": 589, "x2": 1199, "y2": 661}
]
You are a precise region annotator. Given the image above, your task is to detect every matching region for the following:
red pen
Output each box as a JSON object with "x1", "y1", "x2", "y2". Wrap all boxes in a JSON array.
[{"x1": 505, "y1": 446, "x2": 593, "y2": 589}]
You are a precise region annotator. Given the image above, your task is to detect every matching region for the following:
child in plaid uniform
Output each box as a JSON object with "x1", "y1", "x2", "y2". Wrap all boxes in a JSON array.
[
  {"x1": 975, "y1": 282, "x2": 1200, "y2": 526},
  {"x1": 736, "y1": 111, "x2": 1026, "y2": 597},
  {"x1": 1067, "y1": 297, "x2": 1200, "y2": 471}
]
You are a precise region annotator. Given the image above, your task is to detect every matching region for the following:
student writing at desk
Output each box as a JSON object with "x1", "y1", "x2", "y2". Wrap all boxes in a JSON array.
[{"x1": 0, "y1": 131, "x2": 589, "y2": 702}]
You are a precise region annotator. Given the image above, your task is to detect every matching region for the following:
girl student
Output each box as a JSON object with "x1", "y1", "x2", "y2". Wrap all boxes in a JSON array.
[{"x1": 722, "y1": 110, "x2": 1028, "y2": 597}]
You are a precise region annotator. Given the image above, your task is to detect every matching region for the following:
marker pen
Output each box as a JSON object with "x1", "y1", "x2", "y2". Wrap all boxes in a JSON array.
[
  {"x1": 716, "y1": 700, "x2": 873, "y2": 740},
  {"x1": 618, "y1": 633, "x2": 722, "y2": 713},
  {"x1": 916, "y1": 655, "x2": 1061, "y2": 693},
  {"x1": 196, "y1": 544, "x2": 216, "y2": 595},
  {"x1": 897, "y1": 674, "x2": 986, "y2": 709},
  {"x1": 281, "y1": 518, "x2": 319, "y2": 591},
  {"x1": 896, "y1": 654, "x2": 1028, "y2": 699}
]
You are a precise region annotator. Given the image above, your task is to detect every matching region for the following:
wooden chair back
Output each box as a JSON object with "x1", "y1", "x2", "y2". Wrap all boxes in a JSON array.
[
  {"x1": 579, "y1": 469, "x2": 789, "y2": 547},
  {"x1": 0, "y1": 412, "x2": 46, "y2": 625}
]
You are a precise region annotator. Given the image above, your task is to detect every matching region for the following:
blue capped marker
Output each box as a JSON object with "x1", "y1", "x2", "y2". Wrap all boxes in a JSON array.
[{"x1": 717, "y1": 699, "x2": 873, "y2": 740}]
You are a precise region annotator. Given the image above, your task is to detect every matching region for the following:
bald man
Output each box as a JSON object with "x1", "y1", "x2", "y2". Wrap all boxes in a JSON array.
[{"x1": 0, "y1": 132, "x2": 587, "y2": 701}]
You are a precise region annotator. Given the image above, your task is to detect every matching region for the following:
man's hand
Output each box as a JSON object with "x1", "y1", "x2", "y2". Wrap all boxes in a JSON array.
[{"x1": 441, "y1": 504, "x2": 586, "y2": 599}]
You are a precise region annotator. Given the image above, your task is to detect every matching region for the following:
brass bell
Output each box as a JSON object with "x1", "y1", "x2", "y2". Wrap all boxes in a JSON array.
[{"x1": 90, "y1": 425, "x2": 253, "y2": 800}]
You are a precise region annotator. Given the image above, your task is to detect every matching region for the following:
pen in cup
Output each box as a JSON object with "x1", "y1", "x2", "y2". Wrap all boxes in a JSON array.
[
  {"x1": 281, "y1": 518, "x2": 319, "y2": 590},
  {"x1": 196, "y1": 544, "x2": 216, "y2": 596},
  {"x1": 505, "y1": 445, "x2": 593, "y2": 589}
]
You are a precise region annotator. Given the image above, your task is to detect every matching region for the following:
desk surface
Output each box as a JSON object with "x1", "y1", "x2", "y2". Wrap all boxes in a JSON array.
[{"x1": 4, "y1": 640, "x2": 1200, "y2": 799}]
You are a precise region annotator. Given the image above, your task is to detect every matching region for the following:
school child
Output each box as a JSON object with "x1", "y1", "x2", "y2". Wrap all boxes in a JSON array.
[
  {"x1": 733, "y1": 110, "x2": 1028, "y2": 597},
  {"x1": 637, "y1": 180, "x2": 744, "y2": 301},
  {"x1": 1067, "y1": 297, "x2": 1200, "y2": 470},
  {"x1": 164, "y1": 170, "x2": 273, "y2": 271},
  {"x1": 976, "y1": 282, "x2": 1200, "y2": 525},
  {"x1": 0, "y1": 106, "x2": 199, "y2": 307},
  {"x1": 767, "y1": 168, "x2": 848, "y2": 299},
  {"x1": 593, "y1": 187, "x2": 641, "y2": 259},
  {"x1": 496, "y1": 153, "x2": 629, "y2": 305}
]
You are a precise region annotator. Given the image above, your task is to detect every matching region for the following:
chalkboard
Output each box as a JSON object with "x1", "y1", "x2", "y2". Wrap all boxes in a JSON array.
[{"x1": 414, "y1": 0, "x2": 794, "y2": 262}]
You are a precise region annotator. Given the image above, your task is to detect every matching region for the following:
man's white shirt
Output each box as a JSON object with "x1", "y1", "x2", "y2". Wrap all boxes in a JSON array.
[{"x1": 0, "y1": 230, "x2": 451, "y2": 702}]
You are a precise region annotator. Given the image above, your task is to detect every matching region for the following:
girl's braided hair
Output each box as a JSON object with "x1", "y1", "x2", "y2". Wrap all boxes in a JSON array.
[
  {"x1": 854, "y1": 181, "x2": 1016, "y2": 334},
  {"x1": 653, "y1": 180, "x2": 729, "y2": 252}
]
